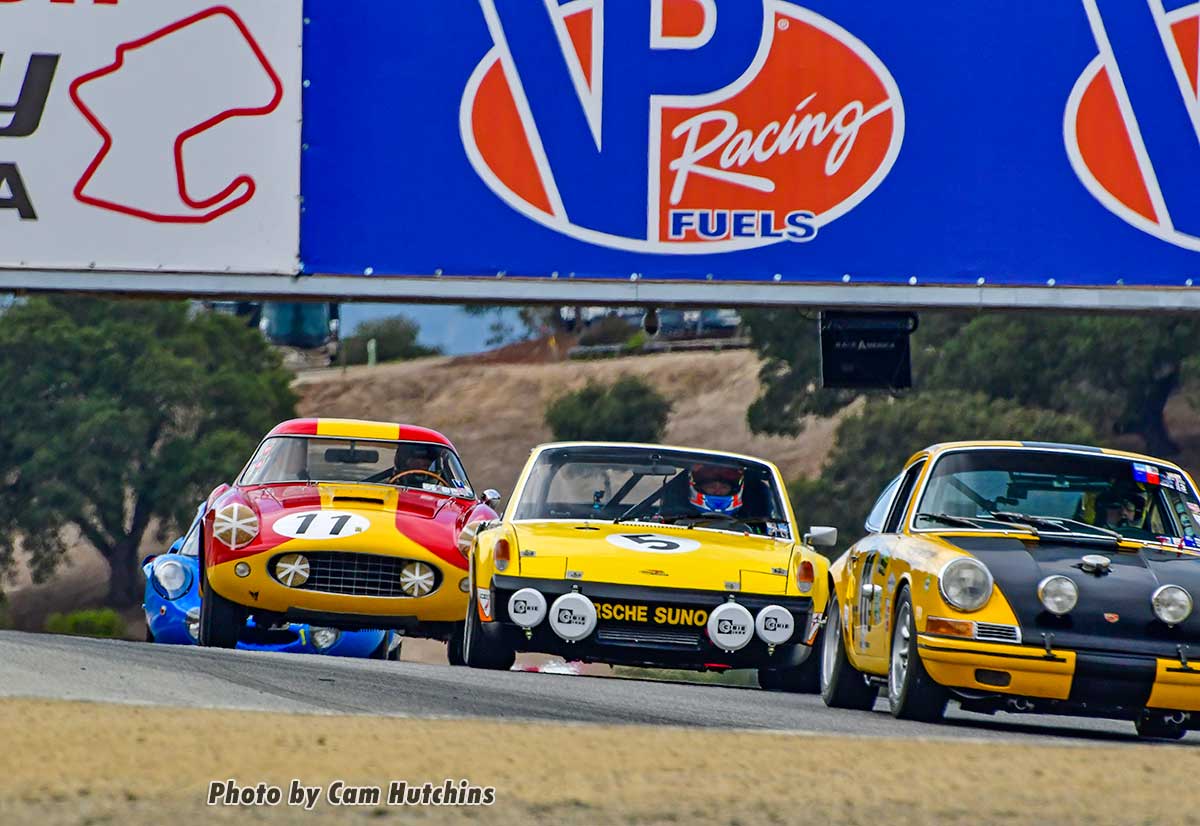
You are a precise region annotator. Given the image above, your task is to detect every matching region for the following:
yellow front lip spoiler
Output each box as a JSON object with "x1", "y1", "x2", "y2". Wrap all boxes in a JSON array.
[{"x1": 917, "y1": 634, "x2": 1200, "y2": 710}]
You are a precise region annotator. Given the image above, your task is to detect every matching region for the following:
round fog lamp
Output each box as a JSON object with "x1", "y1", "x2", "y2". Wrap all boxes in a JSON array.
[
  {"x1": 458, "y1": 577, "x2": 470, "y2": 593},
  {"x1": 234, "y1": 562, "x2": 251, "y2": 578},
  {"x1": 939, "y1": 558, "x2": 994, "y2": 612},
  {"x1": 548, "y1": 592, "x2": 597, "y2": 642},
  {"x1": 1152, "y1": 584, "x2": 1193, "y2": 626},
  {"x1": 274, "y1": 554, "x2": 309, "y2": 587},
  {"x1": 707, "y1": 602, "x2": 755, "y2": 652},
  {"x1": 754, "y1": 605, "x2": 795, "y2": 646},
  {"x1": 508, "y1": 588, "x2": 548, "y2": 629},
  {"x1": 311, "y1": 627, "x2": 341, "y2": 650},
  {"x1": 399, "y1": 561, "x2": 436, "y2": 597},
  {"x1": 1037, "y1": 575, "x2": 1079, "y2": 616}
]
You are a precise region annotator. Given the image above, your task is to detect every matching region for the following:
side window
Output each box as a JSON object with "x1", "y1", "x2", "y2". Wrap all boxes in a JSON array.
[
  {"x1": 864, "y1": 474, "x2": 903, "y2": 533},
  {"x1": 883, "y1": 460, "x2": 927, "y2": 534}
]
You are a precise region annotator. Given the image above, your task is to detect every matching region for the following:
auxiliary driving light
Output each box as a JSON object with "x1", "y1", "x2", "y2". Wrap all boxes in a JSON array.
[
  {"x1": 400, "y1": 561, "x2": 437, "y2": 597},
  {"x1": 274, "y1": 554, "x2": 310, "y2": 587},
  {"x1": 707, "y1": 602, "x2": 755, "y2": 652},
  {"x1": 508, "y1": 588, "x2": 548, "y2": 629},
  {"x1": 311, "y1": 627, "x2": 341, "y2": 650},
  {"x1": 1151, "y1": 585, "x2": 1194, "y2": 626},
  {"x1": 234, "y1": 562, "x2": 251, "y2": 578},
  {"x1": 1037, "y1": 575, "x2": 1079, "y2": 616},
  {"x1": 548, "y1": 592, "x2": 596, "y2": 642},
  {"x1": 754, "y1": 605, "x2": 795, "y2": 645}
]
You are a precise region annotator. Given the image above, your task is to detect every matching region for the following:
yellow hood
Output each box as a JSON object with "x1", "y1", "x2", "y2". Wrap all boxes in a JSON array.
[{"x1": 511, "y1": 521, "x2": 794, "y2": 593}]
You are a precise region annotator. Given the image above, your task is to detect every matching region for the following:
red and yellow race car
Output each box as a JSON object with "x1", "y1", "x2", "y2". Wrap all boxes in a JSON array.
[{"x1": 198, "y1": 418, "x2": 499, "y2": 656}]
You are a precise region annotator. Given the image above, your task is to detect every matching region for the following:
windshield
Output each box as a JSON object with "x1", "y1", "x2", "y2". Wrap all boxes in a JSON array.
[
  {"x1": 179, "y1": 518, "x2": 201, "y2": 558},
  {"x1": 914, "y1": 449, "x2": 1200, "y2": 543},
  {"x1": 239, "y1": 436, "x2": 473, "y2": 498},
  {"x1": 513, "y1": 446, "x2": 792, "y2": 538}
]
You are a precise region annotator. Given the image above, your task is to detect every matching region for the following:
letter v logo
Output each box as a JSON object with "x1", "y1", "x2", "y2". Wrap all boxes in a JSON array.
[{"x1": 1066, "y1": 0, "x2": 1200, "y2": 251}]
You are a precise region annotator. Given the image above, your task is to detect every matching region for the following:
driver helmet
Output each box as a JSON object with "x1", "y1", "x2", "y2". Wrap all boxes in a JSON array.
[
  {"x1": 688, "y1": 463, "x2": 744, "y2": 515},
  {"x1": 393, "y1": 443, "x2": 439, "y2": 471}
]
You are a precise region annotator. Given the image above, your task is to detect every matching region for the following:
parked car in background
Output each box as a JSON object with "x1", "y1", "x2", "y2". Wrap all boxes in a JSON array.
[{"x1": 144, "y1": 504, "x2": 399, "y2": 658}]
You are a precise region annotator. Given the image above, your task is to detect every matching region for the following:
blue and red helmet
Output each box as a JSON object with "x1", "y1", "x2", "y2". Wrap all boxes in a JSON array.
[{"x1": 688, "y1": 464, "x2": 744, "y2": 515}]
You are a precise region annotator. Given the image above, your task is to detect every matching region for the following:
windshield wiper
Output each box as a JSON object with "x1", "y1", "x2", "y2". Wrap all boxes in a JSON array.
[
  {"x1": 988, "y1": 512, "x2": 1120, "y2": 543},
  {"x1": 915, "y1": 512, "x2": 1002, "y2": 530}
]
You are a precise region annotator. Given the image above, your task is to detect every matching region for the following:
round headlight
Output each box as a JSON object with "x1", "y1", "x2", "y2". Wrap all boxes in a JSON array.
[
  {"x1": 1037, "y1": 575, "x2": 1079, "y2": 616},
  {"x1": 938, "y1": 558, "x2": 994, "y2": 612},
  {"x1": 185, "y1": 607, "x2": 200, "y2": 641},
  {"x1": 153, "y1": 558, "x2": 191, "y2": 599},
  {"x1": 1151, "y1": 585, "x2": 1194, "y2": 626},
  {"x1": 213, "y1": 503, "x2": 259, "y2": 550},
  {"x1": 311, "y1": 627, "x2": 341, "y2": 650}
]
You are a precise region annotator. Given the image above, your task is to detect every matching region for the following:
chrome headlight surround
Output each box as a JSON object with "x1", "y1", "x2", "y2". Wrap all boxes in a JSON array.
[
  {"x1": 1037, "y1": 575, "x2": 1079, "y2": 616},
  {"x1": 152, "y1": 557, "x2": 192, "y2": 600},
  {"x1": 1151, "y1": 585, "x2": 1194, "y2": 627},
  {"x1": 938, "y1": 557, "x2": 994, "y2": 613}
]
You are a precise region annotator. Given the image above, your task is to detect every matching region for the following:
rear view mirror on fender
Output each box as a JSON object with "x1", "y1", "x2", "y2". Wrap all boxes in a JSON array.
[{"x1": 804, "y1": 526, "x2": 838, "y2": 547}]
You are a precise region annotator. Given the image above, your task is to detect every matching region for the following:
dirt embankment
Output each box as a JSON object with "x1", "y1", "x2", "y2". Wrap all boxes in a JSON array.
[
  {"x1": 1, "y1": 698, "x2": 1197, "y2": 826},
  {"x1": 294, "y1": 349, "x2": 839, "y2": 499}
]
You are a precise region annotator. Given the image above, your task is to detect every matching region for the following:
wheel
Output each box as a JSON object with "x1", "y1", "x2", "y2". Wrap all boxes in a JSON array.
[
  {"x1": 819, "y1": 593, "x2": 877, "y2": 710},
  {"x1": 1136, "y1": 712, "x2": 1188, "y2": 741},
  {"x1": 887, "y1": 588, "x2": 949, "y2": 722},
  {"x1": 758, "y1": 650, "x2": 820, "y2": 693},
  {"x1": 446, "y1": 622, "x2": 465, "y2": 666},
  {"x1": 199, "y1": 584, "x2": 245, "y2": 649},
  {"x1": 463, "y1": 588, "x2": 515, "y2": 670}
]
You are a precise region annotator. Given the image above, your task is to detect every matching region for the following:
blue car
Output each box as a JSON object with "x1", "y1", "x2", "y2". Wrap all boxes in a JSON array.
[{"x1": 142, "y1": 505, "x2": 400, "y2": 659}]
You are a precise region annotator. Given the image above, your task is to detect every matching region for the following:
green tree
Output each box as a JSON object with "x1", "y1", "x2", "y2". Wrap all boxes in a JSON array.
[
  {"x1": 341, "y1": 315, "x2": 441, "y2": 365},
  {"x1": 0, "y1": 297, "x2": 297, "y2": 607},
  {"x1": 744, "y1": 309, "x2": 1199, "y2": 456},
  {"x1": 545, "y1": 375, "x2": 672, "y2": 443},
  {"x1": 790, "y1": 391, "x2": 1097, "y2": 551}
]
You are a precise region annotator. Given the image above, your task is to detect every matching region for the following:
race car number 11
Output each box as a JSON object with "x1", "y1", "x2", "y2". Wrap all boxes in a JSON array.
[{"x1": 605, "y1": 534, "x2": 700, "y2": 554}]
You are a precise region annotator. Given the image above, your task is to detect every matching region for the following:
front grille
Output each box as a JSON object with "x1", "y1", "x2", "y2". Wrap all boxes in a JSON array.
[
  {"x1": 975, "y1": 622, "x2": 1021, "y2": 644},
  {"x1": 596, "y1": 626, "x2": 702, "y2": 650},
  {"x1": 241, "y1": 623, "x2": 301, "y2": 646},
  {"x1": 274, "y1": 552, "x2": 441, "y2": 598}
]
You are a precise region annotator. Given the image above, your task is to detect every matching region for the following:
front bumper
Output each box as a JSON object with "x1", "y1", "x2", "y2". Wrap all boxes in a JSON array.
[
  {"x1": 487, "y1": 574, "x2": 817, "y2": 669},
  {"x1": 917, "y1": 634, "x2": 1200, "y2": 713},
  {"x1": 206, "y1": 552, "x2": 468, "y2": 626}
]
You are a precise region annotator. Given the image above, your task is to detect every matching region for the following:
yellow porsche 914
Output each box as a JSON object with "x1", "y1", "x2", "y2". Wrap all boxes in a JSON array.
[{"x1": 459, "y1": 442, "x2": 836, "y2": 689}]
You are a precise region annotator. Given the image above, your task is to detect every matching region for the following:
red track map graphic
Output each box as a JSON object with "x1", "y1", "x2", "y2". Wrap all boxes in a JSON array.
[{"x1": 69, "y1": 6, "x2": 283, "y2": 223}]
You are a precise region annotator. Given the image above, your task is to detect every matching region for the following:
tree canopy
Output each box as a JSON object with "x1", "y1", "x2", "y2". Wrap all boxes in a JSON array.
[
  {"x1": 545, "y1": 375, "x2": 672, "y2": 443},
  {"x1": 744, "y1": 309, "x2": 1200, "y2": 457},
  {"x1": 789, "y1": 392, "x2": 1097, "y2": 554},
  {"x1": 0, "y1": 297, "x2": 296, "y2": 607}
]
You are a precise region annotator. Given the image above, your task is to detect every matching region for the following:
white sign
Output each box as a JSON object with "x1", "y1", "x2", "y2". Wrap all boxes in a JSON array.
[
  {"x1": 273, "y1": 511, "x2": 370, "y2": 541},
  {"x1": 0, "y1": 0, "x2": 301, "y2": 273}
]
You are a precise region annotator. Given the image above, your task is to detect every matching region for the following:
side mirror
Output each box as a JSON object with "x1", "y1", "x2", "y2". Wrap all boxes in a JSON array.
[
  {"x1": 804, "y1": 526, "x2": 838, "y2": 548},
  {"x1": 480, "y1": 489, "x2": 502, "y2": 507}
]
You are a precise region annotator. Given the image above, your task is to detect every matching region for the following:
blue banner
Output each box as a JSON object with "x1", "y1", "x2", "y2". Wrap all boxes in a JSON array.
[{"x1": 300, "y1": 0, "x2": 1200, "y2": 287}]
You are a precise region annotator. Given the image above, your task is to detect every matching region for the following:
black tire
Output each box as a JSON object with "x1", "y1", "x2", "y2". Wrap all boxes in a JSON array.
[
  {"x1": 1135, "y1": 713, "x2": 1188, "y2": 741},
  {"x1": 144, "y1": 625, "x2": 155, "y2": 643},
  {"x1": 446, "y1": 622, "x2": 465, "y2": 666},
  {"x1": 887, "y1": 587, "x2": 949, "y2": 722},
  {"x1": 819, "y1": 593, "x2": 877, "y2": 710},
  {"x1": 463, "y1": 589, "x2": 515, "y2": 671},
  {"x1": 758, "y1": 649, "x2": 821, "y2": 693},
  {"x1": 199, "y1": 584, "x2": 245, "y2": 649}
]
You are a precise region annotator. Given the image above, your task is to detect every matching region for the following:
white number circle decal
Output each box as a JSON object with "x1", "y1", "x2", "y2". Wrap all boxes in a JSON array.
[
  {"x1": 605, "y1": 533, "x2": 700, "y2": 554},
  {"x1": 273, "y1": 510, "x2": 370, "y2": 540}
]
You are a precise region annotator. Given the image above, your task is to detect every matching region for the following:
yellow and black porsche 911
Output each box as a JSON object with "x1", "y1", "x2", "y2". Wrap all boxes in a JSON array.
[
  {"x1": 819, "y1": 441, "x2": 1200, "y2": 739},
  {"x1": 459, "y1": 442, "x2": 836, "y2": 688}
]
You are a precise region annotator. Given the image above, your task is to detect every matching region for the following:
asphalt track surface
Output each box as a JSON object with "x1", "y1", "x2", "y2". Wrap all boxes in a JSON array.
[{"x1": 0, "y1": 630, "x2": 1196, "y2": 745}]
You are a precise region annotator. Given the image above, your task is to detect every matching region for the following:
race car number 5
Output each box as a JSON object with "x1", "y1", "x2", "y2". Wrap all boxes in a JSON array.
[
  {"x1": 606, "y1": 533, "x2": 700, "y2": 554},
  {"x1": 273, "y1": 510, "x2": 370, "y2": 540}
]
